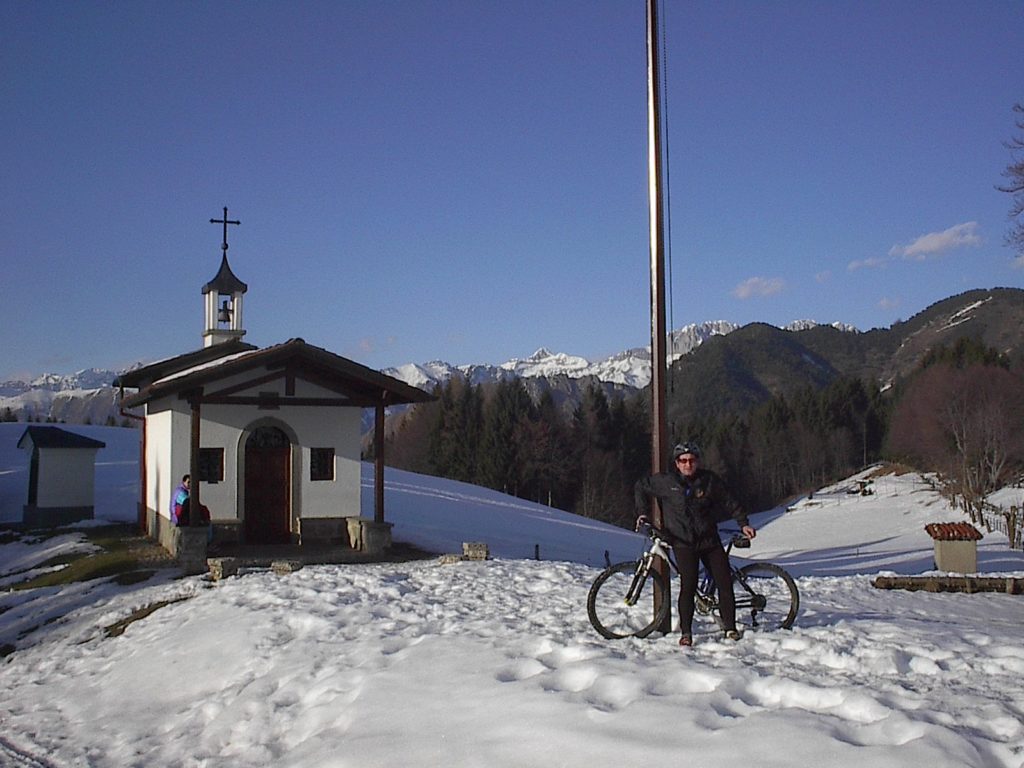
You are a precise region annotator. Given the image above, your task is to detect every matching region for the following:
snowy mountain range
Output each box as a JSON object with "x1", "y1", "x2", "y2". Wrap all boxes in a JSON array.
[
  {"x1": 383, "y1": 320, "x2": 740, "y2": 391},
  {"x1": 0, "y1": 368, "x2": 131, "y2": 425},
  {"x1": 382, "y1": 319, "x2": 855, "y2": 391},
  {"x1": 0, "y1": 320, "x2": 854, "y2": 424},
  {"x1": 0, "y1": 368, "x2": 118, "y2": 398}
]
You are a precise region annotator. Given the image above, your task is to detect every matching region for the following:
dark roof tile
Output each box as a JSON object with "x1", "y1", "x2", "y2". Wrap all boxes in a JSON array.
[
  {"x1": 924, "y1": 522, "x2": 983, "y2": 541},
  {"x1": 17, "y1": 426, "x2": 106, "y2": 450}
]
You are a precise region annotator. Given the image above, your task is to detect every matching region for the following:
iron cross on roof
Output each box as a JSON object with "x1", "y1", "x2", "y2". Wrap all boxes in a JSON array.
[{"x1": 210, "y1": 206, "x2": 240, "y2": 254}]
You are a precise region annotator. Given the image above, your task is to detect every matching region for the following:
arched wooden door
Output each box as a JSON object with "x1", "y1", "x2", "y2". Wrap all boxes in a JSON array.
[{"x1": 244, "y1": 426, "x2": 292, "y2": 544}]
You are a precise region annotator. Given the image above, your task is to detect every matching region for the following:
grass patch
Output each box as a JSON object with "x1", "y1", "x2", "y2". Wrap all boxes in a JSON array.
[
  {"x1": 8, "y1": 524, "x2": 168, "y2": 590},
  {"x1": 13, "y1": 552, "x2": 143, "y2": 589},
  {"x1": 867, "y1": 462, "x2": 918, "y2": 478}
]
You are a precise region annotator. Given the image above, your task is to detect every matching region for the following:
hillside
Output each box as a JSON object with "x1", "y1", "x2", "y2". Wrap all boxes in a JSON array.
[
  {"x1": 882, "y1": 288, "x2": 1024, "y2": 377},
  {"x1": 666, "y1": 287, "x2": 1024, "y2": 421},
  {"x1": 667, "y1": 323, "x2": 839, "y2": 419},
  {"x1": 0, "y1": 424, "x2": 1023, "y2": 767}
]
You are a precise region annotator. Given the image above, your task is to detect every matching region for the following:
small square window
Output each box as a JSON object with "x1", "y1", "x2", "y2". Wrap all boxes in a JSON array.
[
  {"x1": 311, "y1": 447, "x2": 335, "y2": 481},
  {"x1": 198, "y1": 448, "x2": 224, "y2": 483}
]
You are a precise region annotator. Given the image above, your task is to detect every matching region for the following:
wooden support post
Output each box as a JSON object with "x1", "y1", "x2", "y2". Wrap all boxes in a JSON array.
[
  {"x1": 374, "y1": 398, "x2": 385, "y2": 525},
  {"x1": 647, "y1": 0, "x2": 671, "y2": 633},
  {"x1": 189, "y1": 392, "x2": 202, "y2": 518}
]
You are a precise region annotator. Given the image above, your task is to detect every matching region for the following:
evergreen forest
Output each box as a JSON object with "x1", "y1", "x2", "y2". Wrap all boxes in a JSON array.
[{"x1": 372, "y1": 337, "x2": 1024, "y2": 530}]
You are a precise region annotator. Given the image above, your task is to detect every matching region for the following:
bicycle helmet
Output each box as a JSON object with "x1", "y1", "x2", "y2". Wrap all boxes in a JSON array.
[{"x1": 672, "y1": 441, "x2": 701, "y2": 460}]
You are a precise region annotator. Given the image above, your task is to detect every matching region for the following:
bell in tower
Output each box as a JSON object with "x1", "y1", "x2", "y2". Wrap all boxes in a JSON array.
[{"x1": 202, "y1": 207, "x2": 248, "y2": 347}]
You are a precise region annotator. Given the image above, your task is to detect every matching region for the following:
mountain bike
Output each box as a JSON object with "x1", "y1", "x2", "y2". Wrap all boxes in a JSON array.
[{"x1": 587, "y1": 524, "x2": 799, "y2": 640}]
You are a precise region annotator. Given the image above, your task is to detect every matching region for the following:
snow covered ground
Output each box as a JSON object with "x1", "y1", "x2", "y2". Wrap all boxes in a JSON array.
[{"x1": 1, "y1": 424, "x2": 1023, "y2": 767}]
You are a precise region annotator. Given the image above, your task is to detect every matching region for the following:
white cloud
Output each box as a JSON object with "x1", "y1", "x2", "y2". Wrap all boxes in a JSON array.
[
  {"x1": 878, "y1": 297, "x2": 900, "y2": 311},
  {"x1": 732, "y1": 276, "x2": 785, "y2": 299},
  {"x1": 889, "y1": 221, "x2": 982, "y2": 260},
  {"x1": 847, "y1": 257, "x2": 887, "y2": 272}
]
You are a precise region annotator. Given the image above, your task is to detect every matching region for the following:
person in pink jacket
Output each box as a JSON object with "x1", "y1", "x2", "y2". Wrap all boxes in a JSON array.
[{"x1": 170, "y1": 474, "x2": 190, "y2": 526}]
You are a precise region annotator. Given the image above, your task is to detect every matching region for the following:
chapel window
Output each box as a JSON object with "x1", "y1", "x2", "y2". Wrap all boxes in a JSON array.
[
  {"x1": 310, "y1": 447, "x2": 335, "y2": 481},
  {"x1": 198, "y1": 448, "x2": 224, "y2": 483}
]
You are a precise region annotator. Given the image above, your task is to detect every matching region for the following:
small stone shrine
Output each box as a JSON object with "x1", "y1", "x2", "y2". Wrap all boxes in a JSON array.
[{"x1": 17, "y1": 426, "x2": 106, "y2": 527}]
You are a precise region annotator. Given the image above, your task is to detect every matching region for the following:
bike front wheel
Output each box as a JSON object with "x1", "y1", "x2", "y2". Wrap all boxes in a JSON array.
[
  {"x1": 733, "y1": 563, "x2": 800, "y2": 631},
  {"x1": 587, "y1": 560, "x2": 671, "y2": 639}
]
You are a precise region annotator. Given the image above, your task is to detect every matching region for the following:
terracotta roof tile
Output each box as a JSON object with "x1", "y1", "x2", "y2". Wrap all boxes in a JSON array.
[{"x1": 924, "y1": 522, "x2": 983, "y2": 541}]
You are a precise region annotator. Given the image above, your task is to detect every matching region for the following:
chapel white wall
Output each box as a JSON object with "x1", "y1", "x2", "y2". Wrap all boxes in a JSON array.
[
  {"x1": 143, "y1": 372, "x2": 363, "y2": 530},
  {"x1": 144, "y1": 406, "x2": 189, "y2": 523}
]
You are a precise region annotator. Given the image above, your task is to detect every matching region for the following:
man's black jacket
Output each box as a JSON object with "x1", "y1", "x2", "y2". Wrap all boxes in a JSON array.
[{"x1": 634, "y1": 467, "x2": 748, "y2": 550}]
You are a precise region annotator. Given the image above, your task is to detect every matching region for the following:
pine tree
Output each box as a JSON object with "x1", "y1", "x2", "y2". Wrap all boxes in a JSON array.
[
  {"x1": 571, "y1": 384, "x2": 631, "y2": 526},
  {"x1": 429, "y1": 378, "x2": 482, "y2": 483},
  {"x1": 613, "y1": 393, "x2": 650, "y2": 485},
  {"x1": 573, "y1": 383, "x2": 615, "y2": 453},
  {"x1": 428, "y1": 380, "x2": 458, "y2": 477},
  {"x1": 478, "y1": 378, "x2": 535, "y2": 494},
  {"x1": 519, "y1": 391, "x2": 574, "y2": 507}
]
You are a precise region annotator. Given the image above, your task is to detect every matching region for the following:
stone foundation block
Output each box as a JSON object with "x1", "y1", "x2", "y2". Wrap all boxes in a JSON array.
[
  {"x1": 299, "y1": 517, "x2": 347, "y2": 545},
  {"x1": 463, "y1": 542, "x2": 489, "y2": 560},
  {"x1": 176, "y1": 526, "x2": 209, "y2": 576},
  {"x1": 271, "y1": 560, "x2": 303, "y2": 576},
  {"x1": 208, "y1": 558, "x2": 239, "y2": 581},
  {"x1": 346, "y1": 517, "x2": 393, "y2": 554}
]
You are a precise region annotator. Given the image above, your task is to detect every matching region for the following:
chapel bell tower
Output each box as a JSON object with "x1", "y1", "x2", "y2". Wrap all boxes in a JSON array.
[{"x1": 202, "y1": 207, "x2": 248, "y2": 348}]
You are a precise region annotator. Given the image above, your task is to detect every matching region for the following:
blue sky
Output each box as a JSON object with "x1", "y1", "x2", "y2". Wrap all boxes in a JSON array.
[{"x1": 2, "y1": 1, "x2": 1022, "y2": 380}]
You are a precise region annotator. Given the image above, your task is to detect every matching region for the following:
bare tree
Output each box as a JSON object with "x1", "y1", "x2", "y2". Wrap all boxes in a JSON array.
[
  {"x1": 378, "y1": 402, "x2": 437, "y2": 475},
  {"x1": 891, "y1": 363, "x2": 1024, "y2": 521},
  {"x1": 998, "y1": 102, "x2": 1024, "y2": 258},
  {"x1": 888, "y1": 365, "x2": 950, "y2": 468}
]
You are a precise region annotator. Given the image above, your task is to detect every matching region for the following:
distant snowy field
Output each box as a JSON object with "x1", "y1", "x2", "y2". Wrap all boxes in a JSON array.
[
  {"x1": 0, "y1": 423, "x2": 642, "y2": 567},
  {"x1": 1, "y1": 424, "x2": 1024, "y2": 767}
]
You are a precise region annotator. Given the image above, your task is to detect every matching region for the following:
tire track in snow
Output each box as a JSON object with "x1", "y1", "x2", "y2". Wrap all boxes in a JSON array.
[{"x1": 0, "y1": 735, "x2": 61, "y2": 768}]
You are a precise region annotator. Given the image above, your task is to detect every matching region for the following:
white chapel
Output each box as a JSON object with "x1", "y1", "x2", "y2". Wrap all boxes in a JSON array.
[{"x1": 115, "y1": 210, "x2": 431, "y2": 568}]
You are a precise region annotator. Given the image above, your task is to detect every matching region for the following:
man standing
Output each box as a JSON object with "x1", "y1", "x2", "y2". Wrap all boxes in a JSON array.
[
  {"x1": 634, "y1": 442, "x2": 756, "y2": 647},
  {"x1": 170, "y1": 474, "x2": 190, "y2": 526}
]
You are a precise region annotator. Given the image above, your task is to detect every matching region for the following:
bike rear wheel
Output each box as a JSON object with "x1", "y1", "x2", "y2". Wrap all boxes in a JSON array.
[
  {"x1": 587, "y1": 560, "x2": 671, "y2": 639},
  {"x1": 733, "y1": 563, "x2": 799, "y2": 631}
]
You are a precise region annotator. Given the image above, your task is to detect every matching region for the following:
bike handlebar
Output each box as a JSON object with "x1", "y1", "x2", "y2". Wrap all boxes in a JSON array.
[{"x1": 637, "y1": 520, "x2": 751, "y2": 549}]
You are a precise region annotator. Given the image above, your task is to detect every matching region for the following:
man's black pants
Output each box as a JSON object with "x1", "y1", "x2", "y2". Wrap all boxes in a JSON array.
[{"x1": 672, "y1": 544, "x2": 736, "y2": 636}]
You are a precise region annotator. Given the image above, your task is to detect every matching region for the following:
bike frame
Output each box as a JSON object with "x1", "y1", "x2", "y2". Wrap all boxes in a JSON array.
[
  {"x1": 638, "y1": 526, "x2": 767, "y2": 615},
  {"x1": 587, "y1": 523, "x2": 797, "y2": 640},
  {"x1": 625, "y1": 535, "x2": 672, "y2": 606}
]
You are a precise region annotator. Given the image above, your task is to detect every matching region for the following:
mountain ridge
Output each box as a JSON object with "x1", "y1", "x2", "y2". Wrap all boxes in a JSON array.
[
  {"x1": 0, "y1": 319, "x2": 828, "y2": 423},
  {"x1": 381, "y1": 319, "x2": 789, "y2": 391},
  {"x1": 4, "y1": 288, "x2": 1023, "y2": 424}
]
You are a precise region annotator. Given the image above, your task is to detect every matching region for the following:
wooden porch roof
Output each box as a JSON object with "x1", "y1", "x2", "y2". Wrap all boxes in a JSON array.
[{"x1": 116, "y1": 338, "x2": 434, "y2": 409}]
